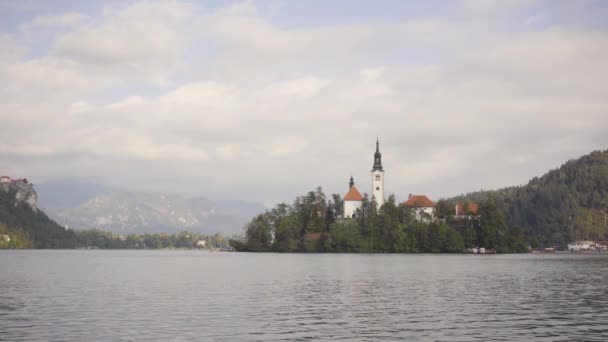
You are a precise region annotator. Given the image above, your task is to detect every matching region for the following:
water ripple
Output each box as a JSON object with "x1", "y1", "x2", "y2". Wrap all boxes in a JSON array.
[{"x1": 1, "y1": 251, "x2": 608, "y2": 341}]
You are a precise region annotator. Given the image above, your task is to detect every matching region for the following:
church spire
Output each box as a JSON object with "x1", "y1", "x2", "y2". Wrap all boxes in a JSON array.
[
  {"x1": 349, "y1": 176, "x2": 354, "y2": 188},
  {"x1": 372, "y1": 136, "x2": 383, "y2": 171}
]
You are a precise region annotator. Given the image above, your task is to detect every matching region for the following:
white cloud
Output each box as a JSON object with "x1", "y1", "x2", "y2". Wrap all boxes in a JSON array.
[
  {"x1": 259, "y1": 77, "x2": 329, "y2": 99},
  {"x1": 106, "y1": 96, "x2": 146, "y2": 110},
  {"x1": 0, "y1": 0, "x2": 607, "y2": 203},
  {"x1": 20, "y1": 12, "x2": 91, "y2": 33}
]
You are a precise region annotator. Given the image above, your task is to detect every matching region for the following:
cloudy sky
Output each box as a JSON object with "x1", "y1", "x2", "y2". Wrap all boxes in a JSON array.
[{"x1": 1, "y1": 0, "x2": 607, "y2": 206}]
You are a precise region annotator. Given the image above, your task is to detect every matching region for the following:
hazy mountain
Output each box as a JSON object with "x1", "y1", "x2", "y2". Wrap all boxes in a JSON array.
[{"x1": 37, "y1": 180, "x2": 266, "y2": 235}]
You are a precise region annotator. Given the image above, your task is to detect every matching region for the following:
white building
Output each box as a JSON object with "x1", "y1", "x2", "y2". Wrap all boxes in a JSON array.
[
  {"x1": 568, "y1": 241, "x2": 594, "y2": 252},
  {"x1": 371, "y1": 138, "x2": 385, "y2": 209},
  {"x1": 343, "y1": 177, "x2": 363, "y2": 218},
  {"x1": 0, "y1": 176, "x2": 10, "y2": 183},
  {"x1": 402, "y1": 194, "x2": 436, "y2": 222}
]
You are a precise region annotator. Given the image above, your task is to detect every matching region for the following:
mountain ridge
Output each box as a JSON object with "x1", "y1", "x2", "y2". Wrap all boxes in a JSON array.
[
  {"x1": 446, "y1": 149, "x2": 608, "y2": 245},
  {"x1": 36, "y1": 180, "x2": 267, "y2": 235}
]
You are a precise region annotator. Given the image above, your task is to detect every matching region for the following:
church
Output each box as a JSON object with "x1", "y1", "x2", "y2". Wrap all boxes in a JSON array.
[
  {"x1": 342, "y1": 138, "x2": 436, "y2": 220},
  {"x1": 343, "y1": 138, "x2": 385, "y2": 218}
]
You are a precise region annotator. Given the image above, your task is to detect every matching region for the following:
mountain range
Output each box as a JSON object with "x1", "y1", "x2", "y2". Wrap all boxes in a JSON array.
[{"x1": 36, "y1": 180, "x2": 266, "y2": 235}]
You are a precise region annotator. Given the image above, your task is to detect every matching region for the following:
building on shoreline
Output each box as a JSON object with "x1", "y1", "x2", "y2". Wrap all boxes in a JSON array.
[{"x1": 567, "y1": 241, "x2": 607, "y2": 252}]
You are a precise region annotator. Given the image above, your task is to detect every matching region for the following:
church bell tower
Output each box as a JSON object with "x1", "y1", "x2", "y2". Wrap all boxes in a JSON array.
[{"x1": 371, "y1": 137, "x2": 385, "y2": 209}]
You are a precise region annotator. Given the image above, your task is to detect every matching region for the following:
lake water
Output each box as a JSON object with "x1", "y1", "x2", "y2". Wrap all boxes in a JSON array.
[{"x1": 1, "y1": 251, "x2": 608, "y2": 341}]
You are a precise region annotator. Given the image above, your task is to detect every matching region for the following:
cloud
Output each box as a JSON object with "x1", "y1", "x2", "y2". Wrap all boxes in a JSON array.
[
  {"x1": 46, "y1": 1, "x2": 198, "y2": 84},
  {"x1": 20, "y1": 12, "x2": 91, "y2": 33},
  {"x1": 0, "y1": 0, "x2": 607, "y2": 204}
]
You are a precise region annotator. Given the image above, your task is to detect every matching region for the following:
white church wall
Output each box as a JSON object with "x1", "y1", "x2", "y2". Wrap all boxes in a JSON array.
[{"x1": 344, "y1": 200, "x2": 362, "y2": 218}]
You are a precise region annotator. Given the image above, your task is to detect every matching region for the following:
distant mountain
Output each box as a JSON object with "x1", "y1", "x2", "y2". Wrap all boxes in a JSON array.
[
  {"x1": 450, "y1": 149, "x2": 608, "y2": 246},
  {"x1": 36, "y1": 180, "x2": 266, "y2": 235}
]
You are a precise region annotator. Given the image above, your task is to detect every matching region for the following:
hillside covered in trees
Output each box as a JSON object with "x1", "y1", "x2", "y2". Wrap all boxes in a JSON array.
[
  {"x1": 0, "y1": 185, "x2": 80, "y2": 248},
  {"x1": 445, "y1": 149, "x2": 608, "y2": 247}
]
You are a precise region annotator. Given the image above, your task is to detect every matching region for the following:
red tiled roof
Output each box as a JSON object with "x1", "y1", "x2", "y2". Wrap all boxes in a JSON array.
[
  {"x1": 402, "y1": 195, "x2": 435, "y2": 208},
  {"x1": 343, "y1": 186, "x2": 363, "y2": 201},
  {"x1": 455, "y1": 203, "x2": 479, "y2": 215}
]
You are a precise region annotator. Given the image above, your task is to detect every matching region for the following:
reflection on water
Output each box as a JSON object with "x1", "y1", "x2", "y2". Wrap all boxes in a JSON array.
[{"x1": 1, "y1": 251, "x2": 607, "y2": 341}]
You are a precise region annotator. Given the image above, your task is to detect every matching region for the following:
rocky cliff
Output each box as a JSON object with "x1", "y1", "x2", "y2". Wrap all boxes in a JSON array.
[
  {"x1": 0, "y1": 179, "x2": 79, "y2": 248},
  {"x1": 0, "y1": 180, "x2": 38, "y2": 211}
]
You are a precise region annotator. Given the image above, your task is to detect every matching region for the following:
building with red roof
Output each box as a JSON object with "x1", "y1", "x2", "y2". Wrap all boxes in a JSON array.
[
  {"x1": 402, "y1": 194, "x2": 436, "y2": 222},
  {"x1": 454, "y1": 203, "x2": 479, "y2": 219},
  {"x1": 343, "y1": 176, "x2": 363, "y2": 218}
]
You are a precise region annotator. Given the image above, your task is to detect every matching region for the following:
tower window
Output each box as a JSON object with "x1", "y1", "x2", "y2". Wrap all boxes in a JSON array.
[
  {"x1": 376, "y1": 187, "x2": 380, "y2": 190},
  {"x1": 375, "y1": 175, "x2": 381, "y2": 181}
]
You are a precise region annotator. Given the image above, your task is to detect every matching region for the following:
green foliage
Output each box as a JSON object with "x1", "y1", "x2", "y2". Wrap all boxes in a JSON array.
[
  {"x1": 0, "y1": 188, "x2": 79, "y2": 248},
  {"x1": 0, "y1": 223, "x2": 33, "y2": 248},
  {"x1": 451, "y1": 149, "x2": 608, "y2": 247},
  {"x1": 239, "y1": 187, "x2": 474, "y2": 253},
  {"x1": 74, "y1": 230, "x2": 228, "y2": 249}
]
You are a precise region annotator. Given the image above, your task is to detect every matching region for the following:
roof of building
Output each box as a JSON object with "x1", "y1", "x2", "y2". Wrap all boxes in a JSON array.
[
  {"x1": 344, "y1": 186, "x2": 363, "y2": 201},
  {"x1": 402, "y1": 195, "x2": 435, "y2": 208},
  {"x1": 455, "y1": 203, "x2": 479, "y2": 215}
]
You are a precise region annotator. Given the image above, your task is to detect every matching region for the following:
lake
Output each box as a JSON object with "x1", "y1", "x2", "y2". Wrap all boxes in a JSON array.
[{"x1": 1, "y1": 251, "x2": 607, "y2": 341}]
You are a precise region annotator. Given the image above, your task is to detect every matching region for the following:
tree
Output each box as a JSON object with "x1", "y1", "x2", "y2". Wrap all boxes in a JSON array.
[
  {"x1": 244, "y1": 214, "x2": 273, "y2": 251},
  {"x1": 506, "y1": 226, "x2": 529, "y2": 253},
  {"x1": 443, "y1": 226, "x2": 464, "y2": 253},
  {"x1": 434, "y1": 199, "x2": 453, "y2": 222},
  {"x1": 478, "y1": 202, "x2": 508, "y2": 251}
]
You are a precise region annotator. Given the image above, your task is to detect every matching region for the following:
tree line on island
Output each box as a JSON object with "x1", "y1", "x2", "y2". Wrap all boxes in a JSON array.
[{"x1": 230, "y1": 187, "x2": 529, "y2": 253}]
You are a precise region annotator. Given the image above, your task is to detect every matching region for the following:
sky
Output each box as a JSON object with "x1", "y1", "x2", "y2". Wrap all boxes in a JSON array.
[{"x1": 1, "y1": 0, "x2": 607, "y2": 206}]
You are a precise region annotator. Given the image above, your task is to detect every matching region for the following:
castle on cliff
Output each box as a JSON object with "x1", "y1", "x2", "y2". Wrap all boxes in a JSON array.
[{"x1": 0, "y1": 176, "x2": 38, "y2": 210}]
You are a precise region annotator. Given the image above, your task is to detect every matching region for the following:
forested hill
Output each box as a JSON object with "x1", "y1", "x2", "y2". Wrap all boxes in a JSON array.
[
  {"x1": 449, "y1": 149, "x2": 608, "y2": 246},
  {"x1": 0, "y1": 182, "x2": 79, "y2": 248}
]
